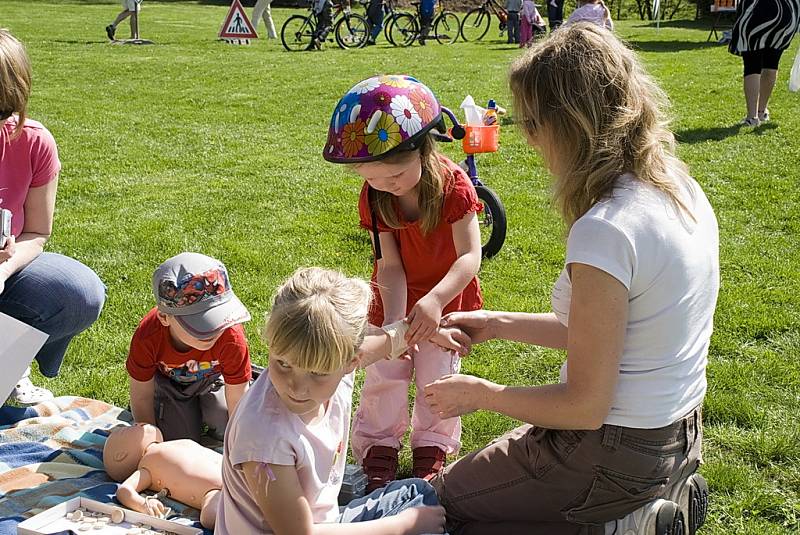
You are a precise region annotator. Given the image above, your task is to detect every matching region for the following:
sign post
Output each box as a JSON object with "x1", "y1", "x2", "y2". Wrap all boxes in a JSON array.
[{"x1": 120, "y1": 0, "x2": 154, "y2": 45}]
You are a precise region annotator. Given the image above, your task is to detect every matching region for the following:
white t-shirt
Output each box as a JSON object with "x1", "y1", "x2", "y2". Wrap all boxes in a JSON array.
[
  {"x1": 551, "y1": 174, "x2": 719, "y2": 428},
  {"x1": 215, "y1": 371, "x2": 352, "y2": 534}
]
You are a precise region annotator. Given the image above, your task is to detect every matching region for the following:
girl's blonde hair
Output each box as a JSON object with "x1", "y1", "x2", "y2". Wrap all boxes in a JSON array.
[
  {"x1": 509, "y1": 23, "x2": 694, "y2": 228},
  {"x1": 368, "y1": 134, "x2": 446, "y2": 235},
  {"x1": 262, "y1": 267, "x2": 372, "y2": 374},
  {"x1": 0, "y1": 29, "x2": 32, "y2": 140}
]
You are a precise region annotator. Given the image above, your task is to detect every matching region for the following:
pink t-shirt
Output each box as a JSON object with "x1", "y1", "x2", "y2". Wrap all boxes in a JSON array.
[
  {"x1": 0, "y1": 116, "x2": 61, "y2": 236},
  {"x1": 216, "y1": 371, "x2": 353, "y2": 534}
]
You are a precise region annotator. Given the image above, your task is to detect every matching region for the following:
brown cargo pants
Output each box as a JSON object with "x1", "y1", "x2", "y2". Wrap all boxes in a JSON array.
[{"x1": 431, "y1": 407, "x2": 703, "y2": 535}]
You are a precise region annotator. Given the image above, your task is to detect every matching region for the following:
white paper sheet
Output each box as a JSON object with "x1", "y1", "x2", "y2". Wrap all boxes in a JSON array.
[{"x1": 0, "y1": 311, "x2": 49, "y2": 402}]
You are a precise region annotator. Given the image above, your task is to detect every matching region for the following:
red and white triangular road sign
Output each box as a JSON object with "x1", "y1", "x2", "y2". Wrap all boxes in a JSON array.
[{"x1": 219, "y1": 0, "x2": 258, "y2": 40}]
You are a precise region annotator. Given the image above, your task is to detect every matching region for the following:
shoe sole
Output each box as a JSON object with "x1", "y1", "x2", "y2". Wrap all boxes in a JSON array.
[
  {"x1": 655, "y1": 500, "x2": 686, "y2": 535},
  {"x1": 687, "y1": 474, "x2": 709, "y2": 533}
]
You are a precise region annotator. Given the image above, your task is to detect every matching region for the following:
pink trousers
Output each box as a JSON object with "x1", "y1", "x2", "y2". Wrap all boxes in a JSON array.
[
  {"x1": 352, "y1": 341, "x2": 462, "y2": 462},
  {"x1": 520, "y1": 18, "x2": 533, "y2": 46}
]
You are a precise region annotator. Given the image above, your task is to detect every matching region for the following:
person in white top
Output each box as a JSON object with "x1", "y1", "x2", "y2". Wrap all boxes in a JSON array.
[
  {"x1": 564, "y1": 0, "x2": 613, "y2": 30},
  {"x1": 424, "y1": 24, "x2": 718, "y2": 535},
  {"x1": 215, "y1": 267, "x2": 469, "y2": 535}
]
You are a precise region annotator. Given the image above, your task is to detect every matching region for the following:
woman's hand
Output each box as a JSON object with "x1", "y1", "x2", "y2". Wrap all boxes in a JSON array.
[
  {"x1": 396, "y1": 505, "x2": 446, "y2": 534},
  {"x1": 406, "y1": 294, "x2": 443, "y2": 347},
  {"x1": 424, "y1": 374, "x2": 497, "y2": 418},
  {"x1": 0, "y1": 235, "x2": 16, "y2": 263},
  {"x1": 441, "y1": 310, "x2": 495, "y2": 344},
  {"x1": 429, "y1": 326, "x2": 471, "y2": 356}
]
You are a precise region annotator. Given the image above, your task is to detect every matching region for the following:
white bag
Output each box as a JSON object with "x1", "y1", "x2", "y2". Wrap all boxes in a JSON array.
[{"x1": 790, "y1": 44, "x2": 800, "y2": 92}]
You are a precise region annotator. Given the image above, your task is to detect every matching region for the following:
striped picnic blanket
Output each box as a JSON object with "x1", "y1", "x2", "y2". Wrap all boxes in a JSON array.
[{"x1": 0, "y1": 397, "x2": 209, "y2": 534}]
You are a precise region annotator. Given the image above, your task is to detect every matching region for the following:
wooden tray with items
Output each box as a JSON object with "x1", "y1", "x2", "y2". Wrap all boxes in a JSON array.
[{"x1": 17, "y1": 497, "x2": 202, "y2": 535}]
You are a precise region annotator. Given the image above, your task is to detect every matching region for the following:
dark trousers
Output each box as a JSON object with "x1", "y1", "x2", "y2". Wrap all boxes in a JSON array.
[
  {"x1": 547, "y1": 0, "x2": 564, "y2": 31},
  {"x1": 314, "y1": 4, "x2": 333, "y2": 42},
  {"x1": 507, "y1": 11, "x2": 520, "y2": 43},
  {"x1": 432, "y1": 407, "x2": 703, "y2": 535}
]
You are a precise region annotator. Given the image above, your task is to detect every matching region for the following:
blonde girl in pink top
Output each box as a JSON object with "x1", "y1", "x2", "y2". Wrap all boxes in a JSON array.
[{"x1": 216, "y1": 267, "x2": 468, "y2": 535}]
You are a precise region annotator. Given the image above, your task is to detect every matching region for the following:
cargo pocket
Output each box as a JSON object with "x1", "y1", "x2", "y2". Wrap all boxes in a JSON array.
[{"x1": 563, "y1": 465, "x2": 668, "y2": 524}]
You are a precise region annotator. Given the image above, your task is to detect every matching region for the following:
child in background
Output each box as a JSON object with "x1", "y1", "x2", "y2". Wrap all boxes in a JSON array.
[
  {"x1": 127, "y1": 252, "x2": 252, "y2": 442},
  {"x1": 506, "y1": 0, "x2": 523, "y2": 44},
  {"x1": 565, "y1": 0, "x2": 613, "y2": 30},
  {"x1": 520, "y1": 0, "x2": 546, "y2": 47},
  {"x1": 215, "y1": 267, "x2": 467, "y2": 534},
  {"x1": 105, "y1": 0, "x2": 141, "y2": 40},
  {"x1": 323, "y1": 74, "x2": 484, "y2": 491}
]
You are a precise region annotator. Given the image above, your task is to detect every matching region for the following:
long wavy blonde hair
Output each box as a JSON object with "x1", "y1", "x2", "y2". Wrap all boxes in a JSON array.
[
  {"x1": 509, "y1": 23, "x2": 694, "y2": 228},
  {"x1": 0, "y1": 29, "x2": 31, "y2": 140},
  {"x1": 368, "y1": 134, "x2": 446, "y2": 235}
]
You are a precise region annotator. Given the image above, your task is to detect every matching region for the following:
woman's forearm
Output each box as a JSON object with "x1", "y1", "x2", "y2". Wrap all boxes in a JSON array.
[
  {"x1": 0, "y1": 233, "x2": 47, "y2": 279},
  {"x1": 480, "y1": 381, "x2": 608, "y2": 430},
  {"x1": 488, "y1": 312, "x2": 568, "y2": 349}
]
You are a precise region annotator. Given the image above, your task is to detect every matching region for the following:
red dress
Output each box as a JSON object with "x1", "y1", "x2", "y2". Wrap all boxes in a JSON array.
[{"x1": 357, "y1": 156, "x2": 484, "y2": 326}]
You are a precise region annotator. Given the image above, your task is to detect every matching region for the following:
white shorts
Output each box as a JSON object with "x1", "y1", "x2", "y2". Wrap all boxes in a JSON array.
[{"x1": 121, "y1": 0, "x2": 140, "y2": 12}]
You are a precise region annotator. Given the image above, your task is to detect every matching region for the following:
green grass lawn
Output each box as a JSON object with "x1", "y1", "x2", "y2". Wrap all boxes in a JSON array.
[{"x1": 3, "y1": 1, "x2": 799, "y2": 532}]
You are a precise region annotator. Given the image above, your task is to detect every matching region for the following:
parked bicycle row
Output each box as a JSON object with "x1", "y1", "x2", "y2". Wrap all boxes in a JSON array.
[{"x1": 281, "y1": 0, "x2": 513, "y2": 51}]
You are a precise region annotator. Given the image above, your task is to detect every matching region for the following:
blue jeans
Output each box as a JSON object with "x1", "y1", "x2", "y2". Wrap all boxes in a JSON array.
[
  {"x1": 338, "y1": 478, "x2": 440, "y2": 524},
  {"x1": 0, "y1": 253, "x2": 105, "y2": 377}
]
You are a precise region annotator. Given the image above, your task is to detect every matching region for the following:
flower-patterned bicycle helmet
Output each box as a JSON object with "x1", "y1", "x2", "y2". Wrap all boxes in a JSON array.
[{"x1": 323, "y1": 74, "x2": 446, "y2": 164}]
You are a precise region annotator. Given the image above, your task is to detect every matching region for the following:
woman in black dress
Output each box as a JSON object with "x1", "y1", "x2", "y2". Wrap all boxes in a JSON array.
[{"x1": 729, "y1": 0, "x2": 799, "y2": 125}]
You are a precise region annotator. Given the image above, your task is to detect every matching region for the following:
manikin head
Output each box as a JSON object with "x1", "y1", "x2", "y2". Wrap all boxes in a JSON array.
[{"x1": 103, "y1": 423, "x2": 164, "y2": 481}]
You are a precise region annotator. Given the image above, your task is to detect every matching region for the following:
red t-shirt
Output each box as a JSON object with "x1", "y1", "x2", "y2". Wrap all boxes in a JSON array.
[
  {"x1": 0, "y1": 117, "x2": 61, "y2": 236},
  {"x1": 358, "y1": 156, "x2": 483, "y2": 326},
  {"x1": 127, "y1": 308, "x2": 252, "y2": 385}
]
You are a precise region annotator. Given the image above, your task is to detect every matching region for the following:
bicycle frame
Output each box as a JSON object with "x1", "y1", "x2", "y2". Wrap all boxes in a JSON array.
[{"x1": 440, "y1": 106, "x2": 484, "y2": 186}]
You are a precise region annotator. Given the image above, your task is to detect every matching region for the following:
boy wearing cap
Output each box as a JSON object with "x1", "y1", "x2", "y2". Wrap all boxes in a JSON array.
[{"x1": 127, "y1": 252, "x2": 252, "y2": 442}]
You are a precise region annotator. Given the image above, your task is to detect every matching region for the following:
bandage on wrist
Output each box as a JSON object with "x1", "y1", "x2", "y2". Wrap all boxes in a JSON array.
[{"x1": 382, "y1": 320, "x2": 410, "y2": 359}]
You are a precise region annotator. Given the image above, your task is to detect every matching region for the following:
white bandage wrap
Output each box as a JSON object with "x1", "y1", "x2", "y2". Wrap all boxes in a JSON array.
[{"x1": 382, "y1": 320, "x2": 410, "y2": 359}]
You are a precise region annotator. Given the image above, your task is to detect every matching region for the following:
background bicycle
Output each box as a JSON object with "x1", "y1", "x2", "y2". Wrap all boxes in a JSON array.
[
  {"x1": 280, "y1": 0, "x2": 368, "y2": 51},
  {"x1": 460, "y1": 0, "x2": 508, "y2": 42},
  {"x1": 384, "y1": 0, "x2": 460, "y2": 46}
]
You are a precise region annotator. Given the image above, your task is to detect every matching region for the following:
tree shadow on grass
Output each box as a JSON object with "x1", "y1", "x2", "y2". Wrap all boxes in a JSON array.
[
  {"x1": 627, "y1": 39, "x2": 720, "y2": 52},
  {"x1": 676, "y1": 122, "x2": 777, "y2": 143}
]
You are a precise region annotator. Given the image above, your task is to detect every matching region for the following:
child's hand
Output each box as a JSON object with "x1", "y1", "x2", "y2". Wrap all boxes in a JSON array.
[
  {"x1": 406, "y1": 295, "x2": 442, "y2": 347},
  {"x1": 397, "y1": 505, "x2": 446, "y2": 534},
  {"x1": 429, "y1": 327, "x2": 471, "y2": 356}
]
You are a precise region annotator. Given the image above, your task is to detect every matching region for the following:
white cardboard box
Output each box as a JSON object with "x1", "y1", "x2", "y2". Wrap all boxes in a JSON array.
[{"x1": 17, "y1": 497, "x2": 202, "y2": 535}]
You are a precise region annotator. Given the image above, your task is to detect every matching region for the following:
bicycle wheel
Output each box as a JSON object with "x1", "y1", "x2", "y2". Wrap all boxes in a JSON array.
[
  {"x1": 460, "y1": 8, "x2": 490, "y2": 41},
  {"x1": 433, "y1": 12, "x2": 460, "y2": 44},
  {"x1": 383, "y1": 13, "x2": 398, "y2": 45},
  {"x1": 387, "y1": 13, "x2": 418, "y2": 47},
  {"x1": 475, "y1": 185, "x2": 507, "y2": 258},
  {"x1": 281, "y1": 15, "x2": 315, "y2": 52},
  {"x1": 335, "y1": 13, "x2": 369, "y2": 49}
]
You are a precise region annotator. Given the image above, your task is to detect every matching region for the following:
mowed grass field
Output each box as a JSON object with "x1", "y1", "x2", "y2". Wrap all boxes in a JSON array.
[{"x1": 2, "y1": 1, "x2": 799, "y2": 532}]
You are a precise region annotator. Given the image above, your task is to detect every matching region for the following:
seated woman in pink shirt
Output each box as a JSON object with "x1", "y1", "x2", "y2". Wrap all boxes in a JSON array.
[
  {"x1": 0, "y1": 29, "x2": 105, "y2": 405},
  {"x1": 565, "y1": 0, "x2": 613, "y2": 30}
]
